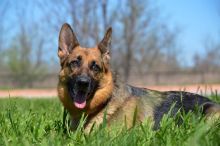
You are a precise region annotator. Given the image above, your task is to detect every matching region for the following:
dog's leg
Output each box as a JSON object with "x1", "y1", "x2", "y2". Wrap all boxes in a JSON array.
[{"x1": 203, "y1": 102, "x2": 220, "y2": 122}]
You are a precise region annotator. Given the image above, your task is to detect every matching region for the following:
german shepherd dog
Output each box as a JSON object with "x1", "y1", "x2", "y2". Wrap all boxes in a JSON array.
[{"x1": 57, "y1": 23, "x2": 220, "y2": 132}]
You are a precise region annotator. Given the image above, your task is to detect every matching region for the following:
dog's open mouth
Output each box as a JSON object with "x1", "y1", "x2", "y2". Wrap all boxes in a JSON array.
[
  {"x1": 67, "y1": 77, "x2": 97, "y2": 109},
  {"x1": 67, "y1": 78, "x2": 90, "y2": 109},
  {"x1": 68, "y1": 87, "x2": 89, "y2": 109},
  {"x1": 73, "y1": 91, "x2": 88, "y2": 109}
]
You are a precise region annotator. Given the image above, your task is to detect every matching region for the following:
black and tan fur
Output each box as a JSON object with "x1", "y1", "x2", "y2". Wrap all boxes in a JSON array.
[{"x1": 57, "y1": 23, "x2": 220, "y2": 132}]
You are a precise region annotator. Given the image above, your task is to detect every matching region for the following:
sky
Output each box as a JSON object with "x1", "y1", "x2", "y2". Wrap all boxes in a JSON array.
[
  {"x1": 157, "y1": 0, "x2": 220, "y2": 66},
  {"x1": 1, "y1": 0, "x2": 220, "y2": 67}
]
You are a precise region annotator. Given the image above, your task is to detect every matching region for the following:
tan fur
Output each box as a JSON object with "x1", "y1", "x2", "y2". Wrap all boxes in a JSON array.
[
  {"x1": 205, "y1": 104, "x2": 220, "y2": 120},
  {"x1": 205, "y1": 105, "x2": 220, "y2": 125},
  {"x1": 87, "y1": 71, "x2": 114, "y2": 111}
]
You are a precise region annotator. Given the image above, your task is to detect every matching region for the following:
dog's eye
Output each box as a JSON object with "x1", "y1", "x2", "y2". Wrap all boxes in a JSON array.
[
  {"x1": 91, "y1": 61, "x2": 101, "y2": 72},
  {"x1": 70, "y1": 60, "x2": 80, "y2": 68},
  {"x1": 92, "y1": 64, "x2": 101, "y2": 72}
]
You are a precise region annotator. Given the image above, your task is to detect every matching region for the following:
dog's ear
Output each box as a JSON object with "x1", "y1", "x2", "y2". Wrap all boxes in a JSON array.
[
  {"x1": 98, "y1": 27, "x2": 112, "y2": 69},
  {"x1": 58, "y1": 23, "x2": 79, "y2": 63},
  {"x1": 98, "y1": 27, "x2": 112, "y2": 55}
]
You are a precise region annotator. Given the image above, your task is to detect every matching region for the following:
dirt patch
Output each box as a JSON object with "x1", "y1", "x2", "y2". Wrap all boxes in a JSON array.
[
  {"x1": 0, "y1": 89, "x2": 57, "y2": 98},
  {"x1": 0, "y1": 84, "x2": 220, "y2": 98}
]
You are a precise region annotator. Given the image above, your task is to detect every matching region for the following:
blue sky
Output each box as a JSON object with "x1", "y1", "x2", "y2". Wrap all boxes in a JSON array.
[
  {"x1": 1, "y1": 0, "x2": 220, "y2": 67},
  {"x1": 157, "y1": 0, "x2": 220, "y2": 66}
]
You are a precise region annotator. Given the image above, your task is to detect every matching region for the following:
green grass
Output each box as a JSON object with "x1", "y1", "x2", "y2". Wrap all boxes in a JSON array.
[{"x1": 0, "y1": 97, "x2": 220, "y2": 146}]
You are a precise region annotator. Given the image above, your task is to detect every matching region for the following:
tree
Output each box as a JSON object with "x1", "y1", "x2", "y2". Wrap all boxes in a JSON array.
[
  {"x1": 0, "y1": 1, "x2": 9, "y2": 69},
  {"x1": 4, "y1": 0, "x2": 48, "y2": 87},
  {"x1": 193, "y1": 37, "x2": 220, "y2": 72},
  {"x1": 112, "y1": 0, "x2": 180, "y2": 81},
  {"x1": 34, "y1": 0, "x2": 181, "y2": 82}
]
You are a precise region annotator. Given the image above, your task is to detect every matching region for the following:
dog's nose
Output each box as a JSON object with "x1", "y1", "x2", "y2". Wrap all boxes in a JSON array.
[{"x1": 76, "y1": 76, "x2": 90, "y2": 90}]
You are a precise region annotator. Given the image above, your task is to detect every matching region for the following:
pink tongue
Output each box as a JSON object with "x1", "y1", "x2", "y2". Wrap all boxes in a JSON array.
[{"x1": 74, "y1": 101, "x2": 86, "y2": 109}]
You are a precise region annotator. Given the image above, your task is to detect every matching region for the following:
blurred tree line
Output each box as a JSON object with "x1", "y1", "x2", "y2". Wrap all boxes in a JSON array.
[{"x1": 0, "y1": 0, "x2": 219, "y2": 88}]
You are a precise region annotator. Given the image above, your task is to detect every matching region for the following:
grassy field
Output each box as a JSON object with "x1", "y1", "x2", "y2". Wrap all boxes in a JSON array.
[{"x1": 0, "y1": 96, "x2": 220, "y2": 146}]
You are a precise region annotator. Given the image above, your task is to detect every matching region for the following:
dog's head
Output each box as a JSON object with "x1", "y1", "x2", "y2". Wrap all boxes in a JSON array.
[{"x1": 58, "y1": 23, "x2": 112, "y2": 109}]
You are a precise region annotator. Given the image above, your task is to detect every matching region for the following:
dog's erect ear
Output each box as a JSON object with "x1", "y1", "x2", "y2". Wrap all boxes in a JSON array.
[
  {"x1": 98, "y1": 27, "x2": 112, "y2": 71},
  {"x1": 98, "y1": 27, "x2": 112, "y2": 55},
  {"x1": 58, "y1": 23, "x2": 79, "y2": 62}
]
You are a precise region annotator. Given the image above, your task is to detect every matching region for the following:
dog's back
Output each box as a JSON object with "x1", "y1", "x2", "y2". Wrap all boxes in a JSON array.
[{"x1": 84, "y1": 83, "x2": 220, "y2": 131}]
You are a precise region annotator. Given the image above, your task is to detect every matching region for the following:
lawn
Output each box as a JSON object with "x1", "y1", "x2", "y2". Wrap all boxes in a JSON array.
[{"x1": 0, "y1": 95, "x2": 220, "y2": 146}]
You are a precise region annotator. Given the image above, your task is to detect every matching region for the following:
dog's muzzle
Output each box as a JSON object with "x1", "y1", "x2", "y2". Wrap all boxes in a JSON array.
[{"x1": 68, "y1": 75, "x2": 93, "y2": 109}]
